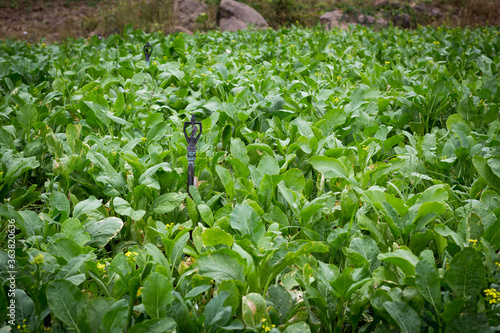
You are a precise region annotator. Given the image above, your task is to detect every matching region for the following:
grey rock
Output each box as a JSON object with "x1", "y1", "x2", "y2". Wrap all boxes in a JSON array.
[
  {"x1": 358, "y1": 14, "x2": 375, "y2": 24},
  {"x1": 177, "y1": 0, "x2": 208, "y2": 30},
  {"x1": 393, "y1": 13, "x2": 411, "y2": 28},
  {"x1": 320, "y1": 9, "x2": 344, "y2": 25},
  {"x1": 376, "y1": 17, "x2": 388, "y2": 27},
  {"x1": 219, "y1": 17, "x2": 249, "y2": 31},
  {"x1": 219, "y1": 0, "x2": 268, "y2": 31},
  {"x1": 373, "y1": 0, "x2": 388, "y2": 7},
  {"x1": 412, "y1": 3, "x2": 427, "y2": 12},
  {"x1": 429, "y1": 7, "x2": 442, "y2": 17},
  {"x1": 174, "y1": 25, "x2": 193, "y2": 35}
]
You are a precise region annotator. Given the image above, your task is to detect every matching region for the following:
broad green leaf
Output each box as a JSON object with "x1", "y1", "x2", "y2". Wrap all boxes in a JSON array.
[
  {"x1": 472, "y1": 156, "x2": 500, "y2": 190},
  {"x1": 434, "y1": 224, "x2": 465, "y2": 248},
  {"x1": 414, "y1": 202, "x2": 445, "y2": 231},
  {"x1": 84, "y1": 217, "x2": 124, "y2": 248},
  {"x1": 17, "y1": 210, "x2": 44, "y2": 237},
  {"x1": 216, "y1": 165, "x2": 235, "y2": 200},
  {"x1": 142, "y1": 272, "x2": 173, "y2": 319},
  {"x1": 198, "y1": 204, "x2": 214, "y2": 227},
  {"x1": 445, "y1": 310, "x2": 490, "y2": 333},
  {"x1": 113, "y1": 197, "x2": 145, "y2": 221},
  {"x1": 98, "y1": 299, "x2": 128, "y2": 333},
  {"x1": 445, "y1": 247, "x2": 485, "y2": 300},
  {"x1": 14, "y1": 289, "x2": 35, "y2": 323},
  {"x1": 202, "y1": 227, "x2": 234, "y2": 247},
  {"x1": 73, "y1": 196, "x2": 102, "y2": 218},
  {"x1": 4, "y1": 157, "x2": 40, "y2": 187},
  {"x1": 348, "y1": 237, "x2": 380, "y2": 272},
  {"x1": 377, "y1": 249, "x2": 418, "y2": 276},
  {"x1": 47, "y1": 237, "x2": 82, "y2": 262},
  {"x1": 267, "y1": 285, "x2": 293, "y2": 320},
  {"x1": 138, "y1": 163, "x2": 172, "y2": 186},
  {"x1": 415, "y1": 259, "x2": 441, "y2": 310},
  {"x1": 55, "y1": 254, "x2": 92, "y2": 284},
  {"x1": 418, "y1": 184, "x2": 449, "y2": 203},
  {"x1": 170, "y1": 230, "x2": 190, "y2": 270},
  {"x1": 218, "y1": 280, "x2": 242, "y2": 317},
  {"x1": 309, "y1": 156, "x2": 348, "y2": 179},
  {"x1": 483, "y1": 219, "x2": 500, "y2": 248},
  {"x1": 61, "y1": 218, "x2": 91, "y2": 246},
  {"x1": 50, "y1": 191, "x2": 70, "y2": 216},
  {"x1": 47, "y1": 280, "x2": 90, "y2": 333},
  {"x1": 87, "y1": 298, "x2": 115, "y2": 333},
  {"x1": 257, "y1": 154, "x2": 280, "y2": 176},
  {"x1": 284, "y1": 322, "x2": 311, "y2": 333},
  {"x1": 185, "y1": 195, "x2": 199, "y2": 223},
  {"x1": 195, "y1": 249, "x2": 245, "y2": 283},
  {"x1": 487, "y1": 157, "x2": 500, "y2": 177},
  {"x1": 204, "y1": 291, "x2": 232, "y2": 331},
  {"x1": 150, "y1": 193, "x2": 186, "y2": 215},
  {"x1": 230, "y1": 204, "x2": 265, "y2": 242},
  {"x1": 242, "y1": 293, "x2": 270, "y2": 328},
  {"x1": 383, "y1": 301, "x2": 421, "y2": 333},
  {"x1": 316, "y1": 107, "x2": 346, "y2": 136},
  {"x1": 185, "y1": 285, "x2": 211, "y2": 299},
  {"x1": 17, "y1": 104, "x2": 37, "y2": 130},
  {"x1": 127, "y1": 318, "x2": 176, "y2": 333},
  {"x1": 260, "y1": 241, "x2": 329, "y2": 290},
  {"x1": 144, "y1": 243, "x2": 170, "y2": 268}
]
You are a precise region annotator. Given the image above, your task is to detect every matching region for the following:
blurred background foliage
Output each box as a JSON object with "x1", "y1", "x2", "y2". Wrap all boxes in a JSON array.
[{"x1": 0, "y1": 0, "x2": 499, "y2": 42}]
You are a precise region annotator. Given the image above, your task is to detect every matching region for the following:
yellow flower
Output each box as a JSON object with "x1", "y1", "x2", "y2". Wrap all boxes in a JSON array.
[
  {"x1": 163, "y1": 56, "x2": 167, "y2": 60},
  {"x1": 385, "y1": 61, "x2": 390, "y2": 64},
  {"x1": 31, "y1": 254, "x2": 45, "y2": 265},
  {"x1": 97, "y1": 262, "x2": 107, "y2": 273},
  {"x1": 141, "y1": 137, "x2": 147, "y2": 142},
  {"x1": 137, "y1": 287, "x2": 143, "y2": 296},
  {"x1": 495, "y1": 262, "x2": 500, "y2": 268},
  {"x1": 484, "y1": 288, "x2": 500, "y2": 304},
  {"x1": 153, "y1": 61, "x2": 157, "y2": 65},
  {"x1": 290, "y1": 45, "x2": 296, "y2": 48}
]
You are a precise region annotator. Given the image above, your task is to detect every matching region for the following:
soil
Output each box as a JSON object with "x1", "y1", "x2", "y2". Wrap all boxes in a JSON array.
[
  {"x1": 0, "y1": 0, "x2": 499, "y2": 43},
  {"x1": 0, "y1": 0, "x2": 99, "y2": 42}
]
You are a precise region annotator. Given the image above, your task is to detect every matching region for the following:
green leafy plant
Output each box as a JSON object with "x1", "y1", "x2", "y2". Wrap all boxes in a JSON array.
[{"x1": 1, "y1": 24, "x2": 499, "y2": 332}]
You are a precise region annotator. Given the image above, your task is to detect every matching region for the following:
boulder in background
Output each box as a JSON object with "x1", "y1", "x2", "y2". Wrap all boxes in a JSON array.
[
  {"x1": 219, "y1": 0, "x2": 268, "y2": 31},
  {"x1": 177, "y1": 0, "x2": 208, "y2": 30}
]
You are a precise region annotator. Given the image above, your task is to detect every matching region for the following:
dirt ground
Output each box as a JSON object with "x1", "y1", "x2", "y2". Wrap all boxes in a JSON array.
[
  {"x1": 0, "y1": 0, "x2": 499, "y2": 43},
  {"x1": 0, "y1": 0, "x2": 98, "y2": 42}
]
